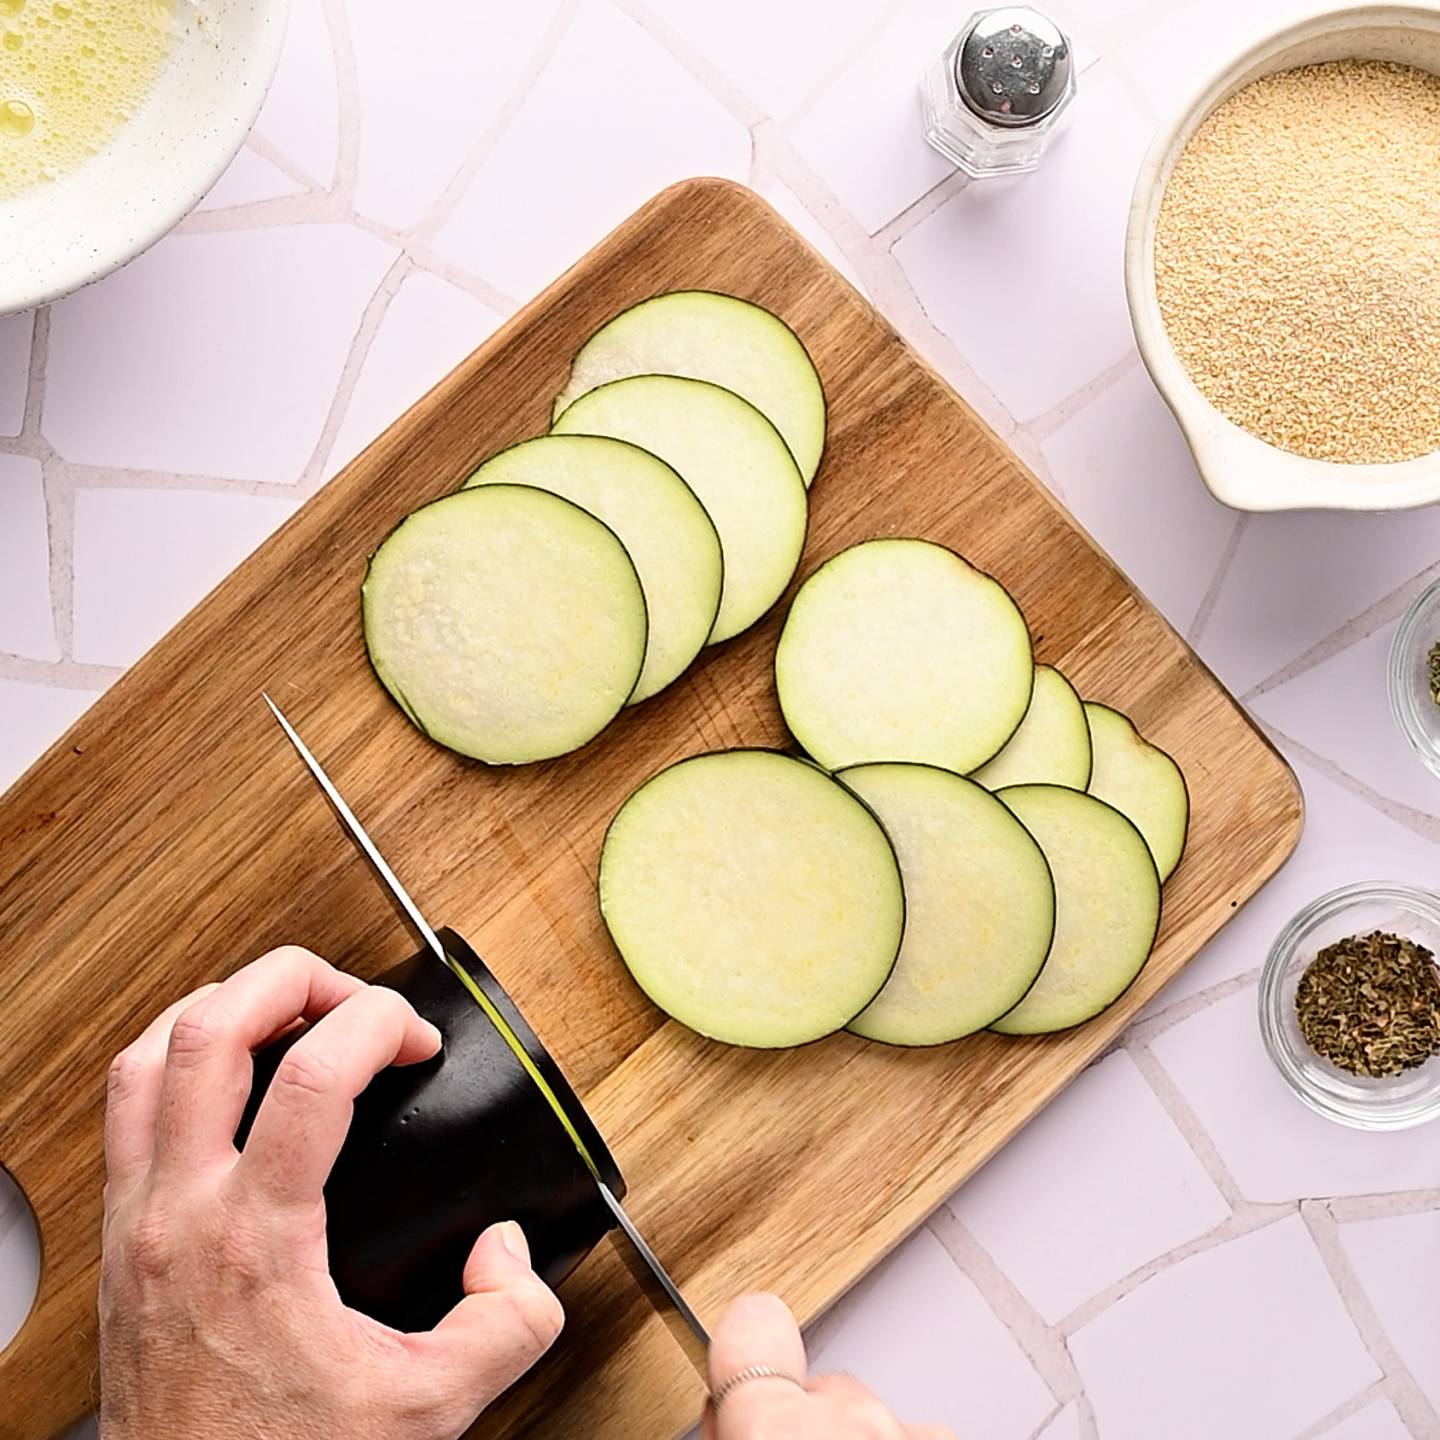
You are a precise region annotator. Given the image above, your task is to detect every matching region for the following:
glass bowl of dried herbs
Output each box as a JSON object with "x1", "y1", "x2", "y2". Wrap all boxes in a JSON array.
[
  {"x1": 1389, "y1": 577, "x2": 1440, "y2": 780},
  {"x1": 1260, "y1": 883, "x2": 1440, "y2": 1130}
]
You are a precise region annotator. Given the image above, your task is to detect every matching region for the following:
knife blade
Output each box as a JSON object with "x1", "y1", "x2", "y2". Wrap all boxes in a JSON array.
[{"x1": 262, "y1": 695, "x2": 711, "y2": 1366}]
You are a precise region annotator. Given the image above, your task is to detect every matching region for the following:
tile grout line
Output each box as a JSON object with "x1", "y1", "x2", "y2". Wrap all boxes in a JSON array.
[
  {"x1": 172, "y1": 197, "x2": 519, "y2": 316},
  {"x1": 39, "y1": 456, "x2": 76, "y2": 662},
  {"x1": 407, "y1": 0, "x2": 583, "y2": 253},
  {"x1": 1125, "y1": 1041, "x2": 1246, "y2": 1209},
  {"x1": 1054, "y1": 1203, "x2": 1290, "y2": 1338},
  {"x1": 388, "y1": 235, "x2": 517, "y2": 317},
  {"x1": 321, "y1": 0, "x2": 360, "y2": 206},
  {"x1": 1185, "y1": 512, "x2": 1249, "y2": 648},
  {"x1": 22, "y1": 311, "x2": 79, "y2": 665},
  {"x1": 748, "y1": 120, "x2": 883, "y2": 280},
  {"x1": 0, "y1": 653, "x2": 122, "y2": 691},
  {"x1": 63, "y1": 462, "x2": 303, "y2": 497},
  {"x1": 1293, "y1": 1378, "x2": 1408, "y2": 1440},
  {"x1": 874, "y1": 169, "x2": 971, "y2": 247},
  {"x1": 609, "y1": 0, "x2": 765, "y2": 128},
  {"x1": 19, "y1": 306, "x2": 49, "y2": 443},
  {"x1": 927, "y1": 1207, "x2": 1085, "y2": 1411},
  {"x1": 1021, "y1": 1401, "x2": 1064, "y2": 1440},
  {"x1": 0, "y1": 433, "x2": 47, "y2": 460},
  {"x1": 1301, "y1": 1200, "x2": 1440, "y2": 1437},
  {"x1": 176, "y1": 189, "x2": 352, "y2": 235},
  {"x1": 1122, "y1": 965, "x2": 1263, "y2": 1048},
  {"x1": 1027, "y1": 350, "x2": 1142, "y2": 443},
  {"x1": 1327, "y1": 1188, "x2": 1440, "y2": 1223},
  {"x1": 1242, "y1": 557, "x2": 1440, "y2": 705},
  {"x1": 1007, "y1": 426, "x2": 1067, "y2": 502},
  {"x1": 745, "y1": 117, "x2": 1021, "y2": 443},
  {"x1": 1259, "y1": 720, "x2": 1440, "y2": 846},
  {"x1": 242, "y1": 129, "x2": 324, "y2": 193},
  {"x1": 296, "y1": 253, "x2": 414, "y2": 496}
]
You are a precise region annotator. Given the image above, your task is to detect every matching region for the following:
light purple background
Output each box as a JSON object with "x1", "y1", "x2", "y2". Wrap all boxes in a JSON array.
[{"x1": 3, "y1": 2, "x2": 1439, "y2": 1436}]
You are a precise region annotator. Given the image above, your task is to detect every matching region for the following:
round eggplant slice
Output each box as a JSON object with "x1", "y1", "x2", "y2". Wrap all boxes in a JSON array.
[
  {"x1": 462, "y1": 435, "x2": 722, "y2": 705},
  {"x1": 838, "y1": 763, "x2": 1055, "y2": 1045},
  {"x1": 598, "y1": 749, "x2": 904, "y2": 1048},
  {"x1": 775, "y1": 538, "x2": 1034, "y2": 774},
  {"x1": 990, "y1": 785, "x2": 1161, "y2": 1035},
  {"x1": 552, "y1": 374, "x2": 807, "y2": 644},
  {"x1": 1084, "y1": 702, "x2": 1190, "y2": 882},
  {"x1": 552, "y1": 289, "x2": 827, "y2": 484},
  {"x1": 973, "y1": 665, "x2": 1092, "y2": 791},
  {"x1": 362, "y1": 484, "x2": 647, "y2": 764}
]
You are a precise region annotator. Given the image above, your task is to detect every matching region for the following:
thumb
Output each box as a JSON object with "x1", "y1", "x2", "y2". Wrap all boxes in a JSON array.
[
  {"x1": 707, "y1": 1293, "x2": 810, "y2": 1437},
  {"x1": 407, "y1": 1222, "x2": 565, "y2": 1431}
]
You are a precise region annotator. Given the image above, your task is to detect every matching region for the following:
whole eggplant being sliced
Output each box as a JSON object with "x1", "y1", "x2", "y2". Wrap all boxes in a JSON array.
[{"x1": 237, "y1": 929, "x2": 623, "y2": 1333}]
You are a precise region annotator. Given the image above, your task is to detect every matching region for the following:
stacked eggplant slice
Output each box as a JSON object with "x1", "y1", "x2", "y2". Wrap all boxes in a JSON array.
[
  {"x1": 601, "y1": 529, "x2": 1187, "y2": 1047},
  {"x1": 360, "y1": 286, "x2": 1190, "y2": 1047},
  {"x1": 363, "y1": 290, "x2": 824, "y2": 763}
]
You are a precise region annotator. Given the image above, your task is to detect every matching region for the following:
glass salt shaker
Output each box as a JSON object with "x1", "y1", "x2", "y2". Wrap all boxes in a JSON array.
[{"x1": 921, "y1": 6, "x2": 1075, "y2": 178}]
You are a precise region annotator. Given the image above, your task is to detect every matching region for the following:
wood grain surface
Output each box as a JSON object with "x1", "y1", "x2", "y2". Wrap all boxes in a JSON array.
[{"x1": 0, "y1": 178, "x2": 1303, "y2": 1440}]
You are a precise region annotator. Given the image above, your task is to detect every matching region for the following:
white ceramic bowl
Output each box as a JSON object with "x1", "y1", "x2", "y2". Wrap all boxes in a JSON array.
[
  {"x1": 1124, "y1": 5, "x2": 1440, "y2": 513},
  {"x1": 0, "y1": 0, "x2": 289, "y2": 317}
]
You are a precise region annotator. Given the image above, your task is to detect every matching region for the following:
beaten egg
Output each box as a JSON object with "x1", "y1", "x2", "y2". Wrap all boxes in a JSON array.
[{"x1": 0, "y1": 0, "x2": 174, "y2": 199}]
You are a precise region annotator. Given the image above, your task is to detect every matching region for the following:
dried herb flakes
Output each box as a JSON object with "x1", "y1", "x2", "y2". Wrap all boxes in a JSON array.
[
  {"x1": 1296, "y1": 930, "x2": 1440, "y2": 1078},
  {"x1": 1428, "y1": 638, "x2": 1440, "y2": 708}
]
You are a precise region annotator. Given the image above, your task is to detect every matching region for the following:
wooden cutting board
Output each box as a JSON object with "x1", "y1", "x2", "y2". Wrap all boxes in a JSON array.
[{"x1": 0, "y1": 178, "x2": 1302, "y2": 1440}]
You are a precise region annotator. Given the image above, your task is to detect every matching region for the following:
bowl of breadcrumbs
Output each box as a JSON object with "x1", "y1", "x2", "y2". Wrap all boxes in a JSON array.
[{"x1": 1125, "y1": 4, "x2": 1440, "y2": 512}]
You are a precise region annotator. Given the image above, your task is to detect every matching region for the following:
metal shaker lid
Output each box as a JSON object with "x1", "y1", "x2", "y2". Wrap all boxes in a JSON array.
[{"x1": 955, "y1": 7, "x2": 1072, "y2": 127}]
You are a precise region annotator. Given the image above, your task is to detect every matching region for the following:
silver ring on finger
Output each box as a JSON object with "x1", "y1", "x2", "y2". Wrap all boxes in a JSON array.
[{"x1": 709, "y1": 1365, "x2": 806, "y2": 1411}]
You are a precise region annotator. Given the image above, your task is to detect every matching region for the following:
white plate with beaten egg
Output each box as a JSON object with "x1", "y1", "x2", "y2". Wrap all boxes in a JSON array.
[{"x1": 0, "y1": 0, "x2": 287, "y2": 316}]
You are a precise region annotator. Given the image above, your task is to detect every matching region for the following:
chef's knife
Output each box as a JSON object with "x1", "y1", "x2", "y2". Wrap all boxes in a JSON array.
[{"x1": 262, "y1": 695, "x2": 711, "y2": 1371}]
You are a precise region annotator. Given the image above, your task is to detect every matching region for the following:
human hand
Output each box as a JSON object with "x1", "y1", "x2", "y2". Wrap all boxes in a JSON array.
[
  {"x1": 701, "y1": 1293, "x2": 955, "y2": 1439},
  {"x1": 99, "y1": 946, "x2": 564, "y2": 1440}
]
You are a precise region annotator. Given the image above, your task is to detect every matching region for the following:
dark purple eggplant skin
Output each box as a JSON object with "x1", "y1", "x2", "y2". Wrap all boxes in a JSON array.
[{"x1": 237, "y1": 929, "x2": 622, "y2": 1333}]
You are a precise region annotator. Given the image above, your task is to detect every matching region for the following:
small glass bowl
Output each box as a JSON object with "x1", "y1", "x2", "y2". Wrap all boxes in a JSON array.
[
  {"x1": 1388, "y1": 576, "x2": 1440, "y2": 779},
  {"x1": 1259, "y1": 883, "x2": 1440, "y2": 1130}
]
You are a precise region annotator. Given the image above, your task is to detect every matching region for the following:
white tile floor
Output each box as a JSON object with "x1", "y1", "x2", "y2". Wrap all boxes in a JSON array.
[
  {"x1": 4, "y1": 2, "x2": 1440, "y2": 1436},
  {"x1": 431, "y1": 0, "x2": 751, "y2": 298},
  {"x1": 349, "y1": 0, "x2": 565, "y2": 233},
  {"x1": 1069, "y1": 1215, "x2": 1379, "y2": 1440},
  {"x1": 325, "y1": 270, "x2": 503, "y2": 480},
  {"x1": 810, "y1": 1227, "x2": 1057, "y2": 1440},
  {"x1": 70, "y1": 489, "x2": 300, "y2": 667},
  {"x1": 0, "y1": 456, "x2": 59, "y2": 663},
  {"x1": 0, "y1": 311, "x2": 33, "y2": 437},
  {"x1": 948, "y1": 1051, "x2": 1229, "y2": 1325},
  {"x1": 44, "y1": 225, "x2": 397, "y2": 482}
]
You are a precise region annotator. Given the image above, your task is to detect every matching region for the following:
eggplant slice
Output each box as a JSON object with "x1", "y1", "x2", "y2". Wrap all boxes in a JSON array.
[
  {"x1": 838, "y1": 762, "x2": 1055, "y2": 1045},
  {"x1": 1084, "y1": 702, "x2": 1190, "y2": 881},
  {"x1": 552, "y1": 289, "x2": 827, "y2": 484},
  {"x1": 362, "y1": 484, "x2": 648, "y2": 764},
  {"x1": 991, "y1": 785, "x2": 1161, "y2": 1035},
  {"x1": 552, "y1": 374, "x2": 807, "y2": 645},
  {"x1": 775, "y1": 538, "x2": 1034, "y2": 774},
  {"x1": 463, "y1": 435, "x2": 722, "y2": 705},
  {"x1": 972, "y1": 664, "x2": 1091, "y2": 791},
  {"x1": 599, "y1": 749, "x2": 905, "y2": 1047}
]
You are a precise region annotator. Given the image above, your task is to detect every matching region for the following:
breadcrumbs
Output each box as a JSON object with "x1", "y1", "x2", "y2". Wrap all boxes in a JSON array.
[{"x1": 1154, "y1": 59, "x2": 1440, "y2": 466}]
